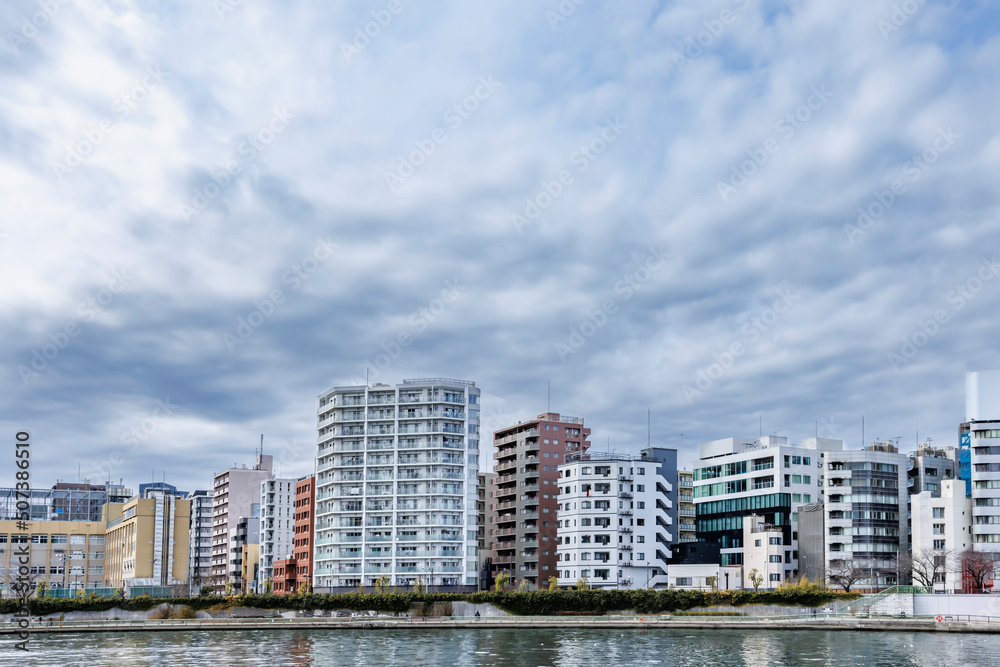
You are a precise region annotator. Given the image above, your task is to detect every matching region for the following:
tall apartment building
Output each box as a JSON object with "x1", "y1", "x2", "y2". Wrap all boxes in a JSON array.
[
  {"x1": 259, "y1": 477, "x2": 296, "y2": 587},
  {"x1": 103, "y1": 490, "x2": 191, "y2": 590},
  {"x1": 677, "y1": 470, "x2": 696, "y2": 543},
  {"x1": 211, "y1": 454, "x2": 273, "y2": 593},
  {"x1": 961, "y1": 370, "x2": 1000, "y2": 579},
  {"x1": 556, "y1": 450, "x2": 674, "y2": 589},
  {"x1": 273, "y1": 475, "x2": 316, "y2": 594},
  {"x1": 693, "y1": 435, "x2": 842, "y2": 579},
  {"x1": 822, "y1": 442, "x2": 908, "y2": 591},
  {"x1": 490, "y1": 412, "x2": 591, "y2": 590},
  {"x1": 313, "y1": 379, "x2": 481, "y2": 592},
  {"x1": 186, "y1": 489, "x2": 214, "y2": 589},
  {"x1": 0, "y1": 520, "x2": 107, "y2": 595},
  {"x1": 911, "y1": 479, "x2": 972, "y2": 592}
]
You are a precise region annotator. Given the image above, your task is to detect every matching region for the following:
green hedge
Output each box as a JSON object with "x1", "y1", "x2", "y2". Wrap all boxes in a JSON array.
[{"x1": 0, "y1": 588, "x2": 858, "y2": 617}]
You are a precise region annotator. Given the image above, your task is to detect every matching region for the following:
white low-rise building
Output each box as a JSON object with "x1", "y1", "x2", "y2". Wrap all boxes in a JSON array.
[
  {"x1": 911, "y1": 479, "x2": 972, "y2": 592},
  {"x1": 668, "y1": 563, "x2": 742, "y2": 591},
  {"x1": 742, "y1": 514, "x2": 786, "y2": 589},
  {"x1": 556, "y1": 451, "x2": 673, "y2": 589}
]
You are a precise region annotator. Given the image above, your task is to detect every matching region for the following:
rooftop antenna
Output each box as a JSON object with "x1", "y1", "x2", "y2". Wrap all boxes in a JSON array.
[{"x1": 260, "y1": 433, "x2": 264, "y2": 457}]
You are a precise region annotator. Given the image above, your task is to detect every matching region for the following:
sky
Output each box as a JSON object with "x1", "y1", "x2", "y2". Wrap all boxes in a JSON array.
[{"x1": 2, "y1": 0, "x2": 1000, "y2": 494}]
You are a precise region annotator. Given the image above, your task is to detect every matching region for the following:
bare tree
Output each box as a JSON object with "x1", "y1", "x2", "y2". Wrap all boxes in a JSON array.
[
  {"x1": 828, "y1": 559, "x2": 869, "y2": 592},
  {"x1": 899, "y1": 549, "x2": 952, "y2": 588},
  {"x1": 959, "y1": 550, "x2": 997, "y2": 593}
]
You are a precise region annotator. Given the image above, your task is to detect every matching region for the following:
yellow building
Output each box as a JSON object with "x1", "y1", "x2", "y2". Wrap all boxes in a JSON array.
[
  {"x1": 0, "y1": 519, "x2": 107, "y2": 596},
  {"x1": 241, "y1": 543, "x2": 259, "y2": 594},
  {"x1": 103, "y1": 493, "x2": 190, "y2": 589}
]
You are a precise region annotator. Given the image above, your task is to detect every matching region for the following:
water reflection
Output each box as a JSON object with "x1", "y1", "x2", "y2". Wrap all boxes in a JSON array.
[{"x1": 9, "y1": 627, "x2": 999, "y2": 667}]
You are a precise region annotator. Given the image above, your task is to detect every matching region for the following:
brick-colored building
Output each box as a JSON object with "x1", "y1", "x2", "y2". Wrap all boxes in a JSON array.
[
  {"x1": 491, "y1": 413, "x2": 590, "y2": 589},
  {"x1": 273, "y1": 475, "x2": 315, "y2": 594}
]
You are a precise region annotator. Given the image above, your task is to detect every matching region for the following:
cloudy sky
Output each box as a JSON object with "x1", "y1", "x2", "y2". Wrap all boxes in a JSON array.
[{"x1": 2, "y1": 0, "x2": 1000, "y2": 493}]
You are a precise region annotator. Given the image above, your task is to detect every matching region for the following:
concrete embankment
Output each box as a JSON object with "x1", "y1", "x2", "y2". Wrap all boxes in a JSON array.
[{"x1": 3, "y1": 615, "x2": 999, "y2": 635}]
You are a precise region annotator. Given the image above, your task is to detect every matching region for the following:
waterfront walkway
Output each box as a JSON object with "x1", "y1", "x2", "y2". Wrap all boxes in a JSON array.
[{"x1": 4, "y1": 614, "x2": 1000, "y2": 634}]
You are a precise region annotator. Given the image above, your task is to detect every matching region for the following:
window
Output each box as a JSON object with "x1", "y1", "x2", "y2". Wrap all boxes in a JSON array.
[
  {"x1": 755, "y1": 539, "x2": 762, "y2": 547},
  {"x1": 636, "y1": 553, "x2": 645, "y2": 560},
  {"x1": 933, "y1": 524, "x2": 946, "y2": 535},
  {"x1": 793, "y1": 494, "x2": 801, "y2": 502},
  {"x1": 803, "y1": 476, "x2": 811, "y2": 484},
  {"x1": 769, "y1": 555, "x2": 782, "y2": 563},
  {"x1": 933, "y1": 539, "x2": 946, "y2": 550},
  {"x1": 31, "y1": 535, "x2": 48, "y2": 544},
  {"x1": 51, "y1": 535, "x2": 68, "y2": 544},
  {"x1": 637, "y1": 536, "x2": 645, "y2": 543},
  {"x1": 676, "y1": 577, "x2": 692, "y2": 586},
  {"x1": 636, "y1": 519, "x2": 645, "y2": 526},
  {"x1": 770, "y1": 574, "x2": 781, "y2": 582},
  {"x1": 803, "y1": 494, "x2": 811, "y2": 502},
  {"x1": 637, "y1": 468, "x2": 645, "y2": 475},
  {"x1": 803, "y1": 457, "x2": 810, "y2": 466},
  {"x1": 792, "y1": 475, "x2": 802, "y2": 484},
  {"x1": 769, "y1": 537, "x2": 781, "y2": 545},
  {"x1": 925, "y1": 468, "x2": 938, "y2": 477},
  {"x1": 792, "y1": 456, "x2": 802, "y2": 465},
  {"x1": 636, "y1": 484, "x2": 645, "y2": 492},
  {"x1": 932, "y1": 507, "x2": 945, "y2": 518}
]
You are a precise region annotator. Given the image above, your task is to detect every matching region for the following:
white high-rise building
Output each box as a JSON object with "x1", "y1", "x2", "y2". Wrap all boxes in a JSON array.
[
  {"x1": 259, "y1": 477, "x2": 296, "y2": 587},
  {"x1": 556, "y1": 451, "x2": 673, "y2": 589},
  {"x1": 693, "y1": 435, "x2": 843, "y2": 581},
  {"x1": 313, "y1": 378, "x2": 481, "y2": 591},
  {"x1": 962, "y1": 370, "x2": 1000, "y2": 574}
]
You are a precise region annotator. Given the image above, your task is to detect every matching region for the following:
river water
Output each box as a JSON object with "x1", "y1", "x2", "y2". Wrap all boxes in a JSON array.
[{"x1": 8, "y1": 628, "x2": 994, "y2": 666}]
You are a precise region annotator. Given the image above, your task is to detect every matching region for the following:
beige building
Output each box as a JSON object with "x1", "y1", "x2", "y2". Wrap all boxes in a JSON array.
[
  {"x1": 0, "y1": 520, "x2": 107, "y2": 596},
  {"x1": 103, "y1": 492, "x2": 190, "y2": 589},
  {"x1": 241, "y1": 543, "x2": 259, "y2": 594}
]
